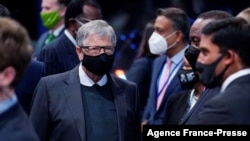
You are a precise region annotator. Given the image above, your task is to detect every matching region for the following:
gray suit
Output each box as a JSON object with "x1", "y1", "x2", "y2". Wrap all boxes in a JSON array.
[{"x1": 29, "y1": 65, "x2": 141, "y2": 141}]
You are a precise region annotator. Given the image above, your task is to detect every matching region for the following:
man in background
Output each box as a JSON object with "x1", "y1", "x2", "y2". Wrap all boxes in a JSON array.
[
  {"x1": 179, "y1": 10, "x2": 232, "y2": 124},
  {"x1": 37, "y1": 0, "x2": 102, "y2": 76},
  {"x1": 142, "y1": 7, "x2": 190, "y2": 125},
  {"x1": 33, "y1": 0, "x2": 71, "y2": 57}
]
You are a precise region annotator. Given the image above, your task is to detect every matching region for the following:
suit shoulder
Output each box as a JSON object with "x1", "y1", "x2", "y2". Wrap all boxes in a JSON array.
[
  {"x1": 111, "y1": 74, "x2": 137, "y2": 87},
  {"x1": 41, "y1": 71, "x2": 68, "y2": 83}
]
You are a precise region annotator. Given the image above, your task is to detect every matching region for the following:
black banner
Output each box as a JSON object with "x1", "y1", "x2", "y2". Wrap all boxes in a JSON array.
[{"x1": 143, "y1": 125, "x2": 249, "y2": 140}]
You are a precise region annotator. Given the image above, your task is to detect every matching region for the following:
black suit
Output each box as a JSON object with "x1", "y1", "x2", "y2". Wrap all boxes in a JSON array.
[
  {"x1": 0, "y1": 103, "x2": 39, "y2": 141},
  {"x1": 33, "y1": 28, "x2": 64, "y2": 58},
  {"x1": 163, "y1": 90, "x2": 191, "y2": 124},
  {"x1": 30, "y1": 65, "x2": 141, "y2": 141},
  {"x1": 37, "y1": 33, "x2": 79, "y2": 76},
  {"x1": 194, "y1": 74, "x2": 250, "y2": 124},
  {"x1": 180, "y1": 87, "x2": 220, "y2": 124},
  {"x1": 162, "y1": 88, "x2": 220, "y2": 125}
]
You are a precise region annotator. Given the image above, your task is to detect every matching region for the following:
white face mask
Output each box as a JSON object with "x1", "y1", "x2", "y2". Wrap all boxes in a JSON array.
[{"x1": 148, "y1": 31, "x2": 177, "y2": 55}]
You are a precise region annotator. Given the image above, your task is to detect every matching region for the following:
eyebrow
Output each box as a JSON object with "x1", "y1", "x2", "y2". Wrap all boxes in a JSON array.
[{"x1": 199, "y1": 47, "x2": 209, "y2": 52}]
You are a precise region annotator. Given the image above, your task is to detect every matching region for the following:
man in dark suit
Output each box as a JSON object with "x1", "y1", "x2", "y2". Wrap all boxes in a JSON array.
[
  {"x1": 142, "y1": 7, "x2": 190, "y2": 125},
  {"x1": 37, "y1": 0, "x2": 102, "y2": 76},
  {"x1": 33, "y1": 0, "x2": 71, "y2": 58},
  {"x1": 179, "y1": 10, "x2": 233, "y2": 125},
  {"x1": 194, "y1": 17, "x2": 250, "y2": 124},
  {"x1": 30, "y1": 19, "x2": 141, "y2": 141},
  {"x1": 0, "y1": 17, "x2": 39, "y2": 141}
]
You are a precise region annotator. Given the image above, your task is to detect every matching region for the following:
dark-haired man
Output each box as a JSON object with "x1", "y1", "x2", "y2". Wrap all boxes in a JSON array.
[
  {"x1": 142, "y1": 7, "x2": 190, "y2": 125},
  {"x1": 195, "y1": 17, "x2": 250, "y2": 124}
]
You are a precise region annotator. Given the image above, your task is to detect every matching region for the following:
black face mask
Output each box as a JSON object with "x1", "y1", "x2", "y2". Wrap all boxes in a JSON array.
[
  {"x1": 82, "y1": 53, "x2": 114, "y2": 76},
  {"x1": 185, "y1": 46, "x2": 200, "y2": 70},
  {"x1": 196, "y1": 54, "x2": 229, "y2": 88},
  {"x1": 178, "y1": 69, "x2": 199, "y2": 89}
]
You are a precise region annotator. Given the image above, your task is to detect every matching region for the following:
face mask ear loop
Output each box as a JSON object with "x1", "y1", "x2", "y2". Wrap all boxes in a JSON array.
[
  {"x1": 164, "y1": 31, "x2": 177, "y2": 40},
  {"x1": 164, "y1": 31, "x2": 177, "y2": 50}
]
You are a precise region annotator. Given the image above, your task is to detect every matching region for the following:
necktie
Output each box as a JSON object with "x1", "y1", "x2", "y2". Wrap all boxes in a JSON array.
[
  {"x1": 156, "y1": 59, "x2": 172, "y2": 110},
  {"x1": 45, "y1": 33, "x2": 55, "y2": 45}
]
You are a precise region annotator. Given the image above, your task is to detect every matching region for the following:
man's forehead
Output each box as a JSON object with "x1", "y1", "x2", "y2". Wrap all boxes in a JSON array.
[{"x1": 82, "y1": 5, "x2": 101, "y2": 20}]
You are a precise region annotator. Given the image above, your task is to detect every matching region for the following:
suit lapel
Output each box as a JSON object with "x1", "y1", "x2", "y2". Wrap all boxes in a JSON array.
[
  {"x1": 63, "y1": 66, "x2": 86, "y2": 141},
  {"x1": 109, "y1": 75, "x2": 126, "y2": 141},
  {"x1": 179, "y1": 89, "x2": 208, "y2": 124}
]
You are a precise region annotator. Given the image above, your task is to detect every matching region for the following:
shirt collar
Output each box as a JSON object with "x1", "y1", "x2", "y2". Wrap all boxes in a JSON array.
[
  {"x1": 220, "y1": 68, "x2": 250, "y2": 93},
  {"x1": 78, "y1": 64, "x2": 107, "y2": 86},
  {"x1": 51, "y1": 25, "x2": 64, "y2": 37},
  {"x1": 0, "y1": 94, "x2": 17, "y2": 115},
  {"x1": 168, "y1": 45, "x2": 189, "y2": 64},
  {"x1": 64, "y1": 29, "x2": 77, "y2": 47}
]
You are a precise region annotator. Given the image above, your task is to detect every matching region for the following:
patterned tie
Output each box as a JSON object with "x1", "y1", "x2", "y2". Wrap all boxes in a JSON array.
[
  {"x1": 45, "y1": 33, "x2": 55, "y2": 45},
  {"x1": 156, "y1": 59, "x2": 172, "y2": 110}
]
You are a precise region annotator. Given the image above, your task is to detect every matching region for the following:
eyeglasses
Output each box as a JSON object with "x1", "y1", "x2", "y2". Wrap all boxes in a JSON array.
[
  {"x1": 80, "y1": 46, "x2": 115, "y2": 55},
  {"x1": 75, "y1": 17, "x2": 91, "y2": 26}
]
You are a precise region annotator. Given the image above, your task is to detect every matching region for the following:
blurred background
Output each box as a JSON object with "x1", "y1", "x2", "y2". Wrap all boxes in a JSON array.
[{"x1": 1, "y1": 0, "x2": 250, "y2": 71}]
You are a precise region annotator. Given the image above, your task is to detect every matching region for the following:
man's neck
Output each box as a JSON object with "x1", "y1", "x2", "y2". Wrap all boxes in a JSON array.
[
  {"x1": 166, "y1": 42, "x2": 187, "y2": 58},
  {"x1": 0, "y1": 87, "x2": 14, "y2": 102}
]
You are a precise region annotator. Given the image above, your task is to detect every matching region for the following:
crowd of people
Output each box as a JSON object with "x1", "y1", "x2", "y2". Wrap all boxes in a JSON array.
[{"x1": 1, "y1": 0, "x2": 250, "y2": 140}]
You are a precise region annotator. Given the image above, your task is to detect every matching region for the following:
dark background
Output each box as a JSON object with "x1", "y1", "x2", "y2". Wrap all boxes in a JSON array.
[{"x1": 1, "y1": 0, "x2": 250, "y2": 70}]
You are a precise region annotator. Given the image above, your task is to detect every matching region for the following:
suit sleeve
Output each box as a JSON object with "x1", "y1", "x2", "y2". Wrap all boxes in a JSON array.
[{"x1": 29, "y1": 78, "x2": 49, "y2": 141}]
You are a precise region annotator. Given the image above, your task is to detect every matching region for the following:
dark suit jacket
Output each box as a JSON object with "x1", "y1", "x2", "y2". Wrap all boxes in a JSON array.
[
  {"x1": 0, "y1": 103, "x2": 39, "y2": 141},
  {"x1": 163, "y1": 89, "x2": 191, "y2": 125},
  {"x1": 29, "y1": 65, "x2": 141, "y2": 141},
  {"x1": 15, "y1": 60, "x2": 46, "y2": 114},
  {"x1": 194, "y1": 74, "x2": 250, "y2": 124},
  {"x1": 162, "y1": 87, "x2": 220, "y2": 125},
  {"x1": 142, "y1": 55, "x2": 184, "y2": 124},
  {"x1": 37, "y1": 33, "x2": 79, "y2": 76},
  {"x1": 180, "y1": 87, "x2": 220, "y2": 124},
  {"x1": 33, "y1": 29, "x2": 64, "y2": 58},
  {"x1": 126, "y1": 56, "x2": 155, "y2": 113}
]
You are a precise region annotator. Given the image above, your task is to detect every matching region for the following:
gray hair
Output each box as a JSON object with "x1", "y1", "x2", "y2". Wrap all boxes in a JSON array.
[{"x1": 76, "y1": 20, "x2": 117, "y2": 47}]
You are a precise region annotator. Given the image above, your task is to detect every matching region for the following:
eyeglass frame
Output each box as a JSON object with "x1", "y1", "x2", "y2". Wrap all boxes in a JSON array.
[
  {"x1": 75, "y1": 17, "x2": 91, "y2": 26},
  {"x1": 79, "y1": 46, "x2": 115, "y2": 55}
]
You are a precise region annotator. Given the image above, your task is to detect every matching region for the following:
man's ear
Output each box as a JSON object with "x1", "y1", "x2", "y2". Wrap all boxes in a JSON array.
[
  {"x1": 0, "y1": 67, "x2": 16, "y2": 87},
  {"x1": 59, "y1": 6, "x2": 67, "y2": 17},
  {"x1": 175, "y1": 30, "x2": 183, "y2": 43},
  {"x1": 75, "y1": 46, "x2": 84, "y2": 61},
  {"x1": 224, "y1": 49, "x2": 235, "y2": 65}
]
